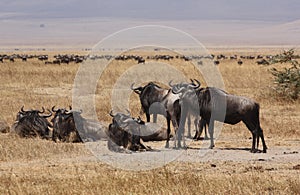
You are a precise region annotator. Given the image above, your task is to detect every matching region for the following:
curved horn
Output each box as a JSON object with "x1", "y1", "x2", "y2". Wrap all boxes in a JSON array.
[
  {"x1": 172, "y1": 86, "x2": 185, "y2": 94},
  {"x1": 168, "y1": 80, "x2": 174, "y2": 87},
  {"x1": 190, "y1": 79, "x2": 201, "y2": 89},
  {"x1": 38, "y1": 107, "x2": 45, "y2": 114},
  {"x1": 130, "y1": 83, "x2": 142, "y2": 94},
  {"x1": 65, "y1": 109, "x2": 72, "y2": 115},
  {"x1": 109, "y1": 110, "x2": 114, "y2": 117},
  {"x1": 42, "y1": 109, "x2": 52, "y2": 118},
  {"x1": 51, "y1": 106, "x2": 58, "y2": 112},
  {"x1": 125, "y1": 109, "x2": 131, "y2": 116},
  {"x1": 130, "y1": 83, "x2": 139, "y2": 90},
  {"x1": 21, "y1": 105, "x2": 25, "y2": 113},
  {"x1": 190, "y1": 79, "x2": 195, "y2": 85}
]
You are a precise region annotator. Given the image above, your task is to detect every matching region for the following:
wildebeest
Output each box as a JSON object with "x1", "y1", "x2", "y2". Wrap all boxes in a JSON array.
[
  {"x1": 131, "y1": 82, "x2": 181, "y2": 148},
  {"x1": 169, "y1": 80, "x2": 208, "y2": 146},
  {"x1": 137, "y1": 57, "x2": 145, "y2": 64},
  {"x1": 51, "y1": 106, "x2": 83, "y2": 143},
  {"x1": 9, "y1": 57, "x2": 14, "y2": 62},
  {"x1": 214, "y1": 60, "x2": 220, "y2": 65},
  {"x1": 256, "y1": 59, "x2": 269, "y2": 65},
  {"x1": 237, "y1": 59, "x2": 243, "y2": 65},
  {"x1": 107, "y1": 110, "x2": 152, "y2": 153},
  {"x1": 38, "y1": 55, "x2": 48, "y2": 61},
  {"x1": 51, "y1": 106, "x2": 106, "y2": 143},
  {"x1": 171, "y1": 80, "x2": 267, "y2": 153},
  {"x1": 11, "y1": 106, "x2": 52, "y2": 139}
]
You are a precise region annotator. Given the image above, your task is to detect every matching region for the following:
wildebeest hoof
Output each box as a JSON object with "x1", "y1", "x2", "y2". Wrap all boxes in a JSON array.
[
  {"x1": 209, "y1": 145, "x2": 214, "y2": 149},
  {"x1": 165, "y1": 143, "x2": 169, "y2": 148},
  {"x1": 250, "y1": 148, "x2": 261, "y2": 153}
]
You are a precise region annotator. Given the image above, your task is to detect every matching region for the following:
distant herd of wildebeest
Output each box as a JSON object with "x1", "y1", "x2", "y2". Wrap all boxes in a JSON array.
[
  {"x1": 2, "y1": 52, "x2": 270, "y2": 153},
  {"x1": 0, "y1": 52, "x2": 271, "y2": 65}
]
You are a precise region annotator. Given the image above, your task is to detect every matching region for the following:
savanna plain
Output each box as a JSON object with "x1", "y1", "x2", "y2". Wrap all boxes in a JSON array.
[{"x1": 0, "y1": 47, "x2": 299, "y2": 194}]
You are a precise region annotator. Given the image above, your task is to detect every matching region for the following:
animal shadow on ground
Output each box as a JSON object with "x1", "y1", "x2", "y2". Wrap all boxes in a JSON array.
[{"x1": 220, "y1": 147, "x2": 265, "y2": 153}]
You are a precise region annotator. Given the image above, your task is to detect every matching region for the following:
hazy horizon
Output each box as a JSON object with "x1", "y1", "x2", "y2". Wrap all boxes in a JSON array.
[{"x1": 1, "y1": 1, "x2": 300, "y2": 48}]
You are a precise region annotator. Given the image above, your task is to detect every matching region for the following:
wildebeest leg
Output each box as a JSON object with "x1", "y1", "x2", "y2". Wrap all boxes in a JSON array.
[
  {"x1": 208, "y1": 120, "x2": 215, "y2": 149},
  {"x1": 153, "y1": 113, "x2": 158, "y2": 123},
  {"x1": 194, "y1": 118, "x2": 206, "y2": 140},
  {"x1": 258, "y1": 127, "x2": 267, "y2": 153},
  {"x1": 250, "y1": 131, "x2": 257, "y2": 153},
  {"x1": 193, "y1": 120, "x2": 200, "y2": 140},
  {"x1": 146, "y1": 112, "x2": 151, "y2": 122},
  {"x1": 187, "y1": 113, "x2": 192, "y2": 138},
  {"x1": 165, "y1": 114, "x2": 171, "y2": 148},
  {"x1": 243, "y1": 120, "x2": 261, "y2": 153},
  {"x1": 203, "y1": 120, "x2": 209, "y2": 140},
  {"x1": 177, "y1": 107, "x2": 187, "y2": 149}
]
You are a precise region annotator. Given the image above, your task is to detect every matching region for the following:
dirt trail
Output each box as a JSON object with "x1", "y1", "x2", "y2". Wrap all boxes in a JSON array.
[{"x1": 1, "y1": 138, "x2": 299, "y2": 171}]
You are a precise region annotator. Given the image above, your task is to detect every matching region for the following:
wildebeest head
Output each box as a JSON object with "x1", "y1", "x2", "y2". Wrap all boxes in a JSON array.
[
  {"x1": 130, "y1": 82, "x2": 169, "y2": 121},
  {"x1": 12, "y1": 106, "x2": 52, "y2": 138},
  {"x1": 51, "y1": 106, "x2": 83, "y2": 143},
  {"x1": 170, "y1": 79, "x2": 201, "y2": 97}
]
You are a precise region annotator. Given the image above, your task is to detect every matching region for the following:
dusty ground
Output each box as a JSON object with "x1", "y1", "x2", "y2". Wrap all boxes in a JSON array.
[{"x1": 0, "y1": 48, "x2": 299, "y2": 194}]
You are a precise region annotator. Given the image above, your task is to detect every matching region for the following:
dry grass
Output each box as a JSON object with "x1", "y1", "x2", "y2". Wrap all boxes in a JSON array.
[{"x1": 0, "y1": 48, "x2": 299, "y2": 194}]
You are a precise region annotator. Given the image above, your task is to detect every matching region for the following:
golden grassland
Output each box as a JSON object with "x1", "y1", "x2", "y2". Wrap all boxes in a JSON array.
[{"x1": 0, "y1": 48, "x2": 299, "y2": 194}]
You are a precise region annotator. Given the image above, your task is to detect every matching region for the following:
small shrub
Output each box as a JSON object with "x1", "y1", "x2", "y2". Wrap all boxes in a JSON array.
[{"x1": 267, "y1": 49, "x2": 300, "y2": 100}]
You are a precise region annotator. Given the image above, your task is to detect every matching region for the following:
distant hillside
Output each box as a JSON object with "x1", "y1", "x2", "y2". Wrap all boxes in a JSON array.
[{"x1": 0, "y1": 18, "x2": 299, "y2": 49}]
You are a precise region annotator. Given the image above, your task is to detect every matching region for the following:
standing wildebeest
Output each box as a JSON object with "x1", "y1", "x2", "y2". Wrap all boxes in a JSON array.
[
  {"x1": 169, "y1": 80, "x2": 209, "y2": 140},
  {"x1": 11, "y1": 106, "x2": 52, "y2": 139},
  {"x1": 131, "y1": 82, "x2": 182, "y2": 148},
  {"x1": 131, "y1": 81, "x2": 203, "y2": 147},
  {"x1": 108, "y1": 110, "x2": 152, "y2": 153},
  {"x1": 171, "y1": 80, "x2": 267, "y2": 153},
  {"x1": 51, "y1": 106, "x2": 83, "y2": 143}
]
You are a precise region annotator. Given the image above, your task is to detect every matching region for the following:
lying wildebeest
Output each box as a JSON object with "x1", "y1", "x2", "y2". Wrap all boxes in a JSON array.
[
  {"x1": 51, "y1": 106, "x2": 83, "y2": 143},
  {"x1": 171, "y1": 79, "x2": 267, "y2": 153},
  {"x1": 11, "y1": 106, "x2": 52, "y2": 139},
  {"x1": 51, "y1": 106, "x2": 106, "y2": 143},
  {"x1": 107, "y1": 110, "x2": 153, "y2": 153}
]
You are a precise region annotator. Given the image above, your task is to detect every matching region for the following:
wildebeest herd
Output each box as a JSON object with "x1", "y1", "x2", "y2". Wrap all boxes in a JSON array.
[
  {"x1": 0, "y1": 53, "x2": 272, "y2": 65},
  {"x1": 9, "y1": 78, "x2": 267, "y2": 154}
]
